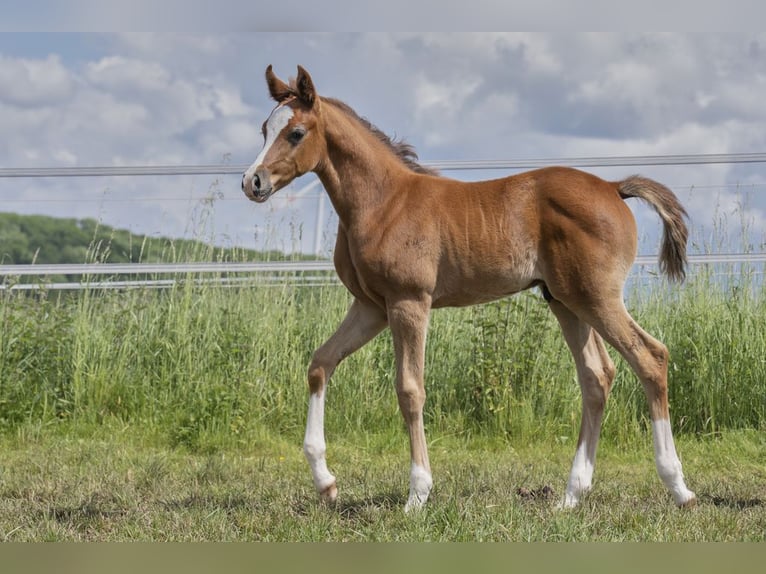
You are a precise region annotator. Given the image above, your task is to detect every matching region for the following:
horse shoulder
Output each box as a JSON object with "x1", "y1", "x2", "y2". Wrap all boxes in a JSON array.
[{"x1": 336, "y1": 206, "x2": 438, "y2": 302}]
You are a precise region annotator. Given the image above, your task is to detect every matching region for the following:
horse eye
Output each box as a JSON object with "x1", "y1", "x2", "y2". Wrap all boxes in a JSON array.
[{"x1": 287, "y1": 129, "x2": 305, "y2": 145}]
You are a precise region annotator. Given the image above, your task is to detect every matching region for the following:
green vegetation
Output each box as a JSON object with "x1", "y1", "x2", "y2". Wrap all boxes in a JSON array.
[
  {"x1": 0, "y1": 430, "x2": 763, "y2": 541},
  {"x1": 1, "y1": 269, "x2": 765, "y2": 446},
  {"x1": 0, "y1": 211, "x2": 227, "y2": 265},
  {"x1": 0, "y1": 211, "x2": 312, "y2": 272}
]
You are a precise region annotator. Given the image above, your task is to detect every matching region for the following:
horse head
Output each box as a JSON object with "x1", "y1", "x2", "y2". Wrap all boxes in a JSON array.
[{"x1": 242, "y1": 65, "x2": 324, "y2": 202}]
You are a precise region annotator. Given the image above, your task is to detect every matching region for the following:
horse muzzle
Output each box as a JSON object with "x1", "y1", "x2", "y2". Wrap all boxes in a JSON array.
[{"x1": 242, "y1": 167, "x2": 275, "y2": 203}]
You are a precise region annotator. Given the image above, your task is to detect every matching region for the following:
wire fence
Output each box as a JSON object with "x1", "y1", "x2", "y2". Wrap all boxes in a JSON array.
[
  {"x1": 3, "y1": 152, "x2": 766, "y2": 179},
  {"x1": 2, "y1": 254, "x2": 766, "y2": 291}
]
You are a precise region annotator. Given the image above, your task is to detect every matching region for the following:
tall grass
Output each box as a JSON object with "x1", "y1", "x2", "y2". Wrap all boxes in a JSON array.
[{"x1": 1, "y1": 253, "x2": 765, "y2": 452}]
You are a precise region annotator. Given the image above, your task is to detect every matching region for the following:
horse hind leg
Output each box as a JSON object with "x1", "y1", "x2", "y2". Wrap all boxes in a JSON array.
[
  {"x1": 549, "y1": 299, "x2": 616, "y2": 508},
  {"x1": 304, "y1": 298, "x2": 387, "y2": 503},
  {"x1": 576, "y1": 297, "x2": 696, "y2": 507}
]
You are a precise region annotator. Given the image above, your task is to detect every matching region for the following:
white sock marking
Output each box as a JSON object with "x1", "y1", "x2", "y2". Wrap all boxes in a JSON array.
[
  {"x1": 652, "y1": 419, "x2": 695, "y2": 505},
  {"x1": 562, "y1": 440, "x2": 594, "y2": 508},
  {"x1": 303, "y1": 391, "x2": 336, "y2": 493},
  {"x1": 405, "y1": 463, "x2": 433, "y2": 512}
]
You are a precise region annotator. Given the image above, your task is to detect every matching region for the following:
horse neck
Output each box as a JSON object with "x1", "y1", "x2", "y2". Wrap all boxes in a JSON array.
[{"x1": 314, "y1": 104, "x2": 412, "y2": 226}]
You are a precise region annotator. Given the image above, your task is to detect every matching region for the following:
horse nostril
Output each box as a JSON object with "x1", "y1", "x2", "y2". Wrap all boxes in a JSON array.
[
  {"x1": 253, "y1": 174, "x2": 261, "y2": 191},
  {"x1": 241, "y1": 175, "x2": 246, "y2": 191}
]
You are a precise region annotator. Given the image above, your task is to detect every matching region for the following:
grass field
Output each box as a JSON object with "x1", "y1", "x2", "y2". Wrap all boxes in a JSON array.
[
  {"x1": 0, "y1": 426, "x2": 763, "y2": 541},
  {"x1": 1, "y1": 260, "x2": 765, "y2": 540}
]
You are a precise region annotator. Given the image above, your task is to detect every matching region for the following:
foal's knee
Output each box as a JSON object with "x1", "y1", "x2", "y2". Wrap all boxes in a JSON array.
[{"x1": 396, "y1": 380, "x2": 426, "y2": 417}]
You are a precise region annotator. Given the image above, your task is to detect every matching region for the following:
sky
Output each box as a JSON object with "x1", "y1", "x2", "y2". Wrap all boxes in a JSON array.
[{"x1": 2, "y1": 32, "x2": 766, "y2": 257}]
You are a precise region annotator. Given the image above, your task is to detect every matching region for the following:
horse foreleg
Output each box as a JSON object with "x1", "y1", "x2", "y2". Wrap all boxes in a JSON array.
[
  {"x1": 388, "y1": 298, "x2": 433, "y2": 512},
  {"x1": 304, "y1": 298, "x2": 387, "y2": 503}
]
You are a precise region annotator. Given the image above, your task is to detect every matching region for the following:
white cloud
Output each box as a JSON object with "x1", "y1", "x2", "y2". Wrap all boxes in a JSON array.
[
  {"x1": 70, "y1": 90, "x2": 151, "y2": 136},
  {"x1": 86, "y1": 56, "x2": 172, "y2": 92},
  {"x1": 414, "y1": 75, "x2": 482, "y2": 147},
  {"x1": 52, "y1": 149, "x2": 78, "y2": 164},
  {"x1": 0, "y1": 49, "x2": 256, "y2": 167},
  {"x1": 199, "y1": 118, "x2": 261, "y2": 161},
  {"x1": 85, "y1": 55, "x2": 253, "y2": 125},
  {"x1": 415, "y1": 33, "x2": 561, "y2": 74},
  {"x1": 0, "y1": 54, "x2": 73, "y2": 107},
  {"x1": 212, "y1": 87, "x2": 251, "y2": 117},
  {"x1": 112, "y1": 33, "x2": 230, "y2": 59},
  {"x1": 572, "y1": 60, "x2": 659, "y2": 109}
]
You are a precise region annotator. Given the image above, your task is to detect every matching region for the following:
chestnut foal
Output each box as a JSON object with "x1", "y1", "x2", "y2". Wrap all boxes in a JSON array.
[{"x1": 242, "y1": 65, "x2": 695, "y2": 511}]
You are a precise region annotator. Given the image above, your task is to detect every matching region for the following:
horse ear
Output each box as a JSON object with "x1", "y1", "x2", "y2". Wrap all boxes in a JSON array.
[
  {"x1": 295, "y1": 65, "x2": 317, "y2": 107},
  {"x1": 265, "y1": 65, "x2": 294, "y2": 103}
]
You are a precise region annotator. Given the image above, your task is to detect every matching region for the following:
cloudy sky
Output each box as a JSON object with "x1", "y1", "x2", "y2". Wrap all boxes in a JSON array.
[{"x1": 2, "y1": 32, "x2": 766, "y2": 257}]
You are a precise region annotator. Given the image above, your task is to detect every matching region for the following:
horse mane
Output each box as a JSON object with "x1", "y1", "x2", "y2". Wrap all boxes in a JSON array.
[
  {"x1": 323, "y1": 97, "x2": 439, "y2": 176},
  {"x1": 279, "y1": 74, "x2": 437, "y2": 176}
]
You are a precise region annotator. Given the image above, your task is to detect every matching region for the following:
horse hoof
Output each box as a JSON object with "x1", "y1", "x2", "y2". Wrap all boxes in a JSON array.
[
  {"x1": 404, "y1": 492, "x2": 430, "y2": 513},
  {"x1": 678, "y1": 494, "x2": 697, "y2": 509},
  {"x1": 319, "y1": 482, "x2": 338, "y2": 504}
]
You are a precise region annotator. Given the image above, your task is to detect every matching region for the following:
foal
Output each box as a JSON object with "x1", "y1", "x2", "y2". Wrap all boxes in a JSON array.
[{"x1": 241, "y1": 65, "x2": 696, "y2": 511}]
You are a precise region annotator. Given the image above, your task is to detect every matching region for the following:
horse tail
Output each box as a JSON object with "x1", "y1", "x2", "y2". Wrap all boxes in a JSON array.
[{"x1": 618, "y1": 175, "x2": 689, "y2": 282}]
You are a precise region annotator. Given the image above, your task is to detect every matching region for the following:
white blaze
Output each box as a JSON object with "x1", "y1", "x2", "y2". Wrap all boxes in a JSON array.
[{"x1": 243, "y1": 104, "x2": 294, "y2": 184}]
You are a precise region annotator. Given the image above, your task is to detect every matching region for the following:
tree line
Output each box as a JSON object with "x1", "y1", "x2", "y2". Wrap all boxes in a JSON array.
[{"x1": 0, "y1": 211, "x2": 302, "y2": 268}]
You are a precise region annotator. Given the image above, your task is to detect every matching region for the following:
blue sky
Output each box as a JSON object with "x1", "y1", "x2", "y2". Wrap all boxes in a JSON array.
[{"x1": 2, "y1": 32, "x2": 766, "y2": 256}]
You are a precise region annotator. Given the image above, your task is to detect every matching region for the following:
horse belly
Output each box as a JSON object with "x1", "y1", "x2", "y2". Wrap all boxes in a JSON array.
[{"x1": 431, "y1": 259, "x2": 538, "y2": 308}]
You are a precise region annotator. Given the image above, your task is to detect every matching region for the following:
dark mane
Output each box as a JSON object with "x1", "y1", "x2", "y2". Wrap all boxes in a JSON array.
[{"x1": 323, "y1": 97, "x2": 439, "y2": 176}]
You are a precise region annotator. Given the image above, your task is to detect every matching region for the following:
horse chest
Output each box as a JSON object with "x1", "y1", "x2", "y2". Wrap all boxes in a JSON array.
[{"x1": 334, "y1": 231, "x2": 437, "y2": 302}]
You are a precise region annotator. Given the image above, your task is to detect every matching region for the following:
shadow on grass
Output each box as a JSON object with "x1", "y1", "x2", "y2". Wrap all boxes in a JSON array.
[
  {"x1": 47, "y1": 504, "x2": 128, "y2": 523},
  {"x1": 335, "y1": 492, "x2": 407, "y2": 517},
  {"x1": 700, "y1": 493, "x2": 765, "y2": 510},
  {"x1": 44, "y1": 492, "x2": 256, "y2": 525},
  {"x1": 39, "y1": 491, "x2": 131, "y2": 525},
  {"x1": 159, "y1": 493, "x2": 253, "y2": 512}
]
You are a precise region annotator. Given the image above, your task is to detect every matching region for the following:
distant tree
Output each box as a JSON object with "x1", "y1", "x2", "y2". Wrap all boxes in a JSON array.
[
  {"x1": 0, "y1": 212, "x2": 307, "y2": 270},
  {"x1": 0, "y1": 220, "x2": 31, "y2": 263}
]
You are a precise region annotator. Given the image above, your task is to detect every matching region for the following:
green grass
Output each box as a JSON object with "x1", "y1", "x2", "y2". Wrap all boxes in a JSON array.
[
  {"x1": 1, "y1": 255, "x2": 765, "y2": 540},
  {"x1": 0, "y1": 427, "x2": 763, "y2": 541}
]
